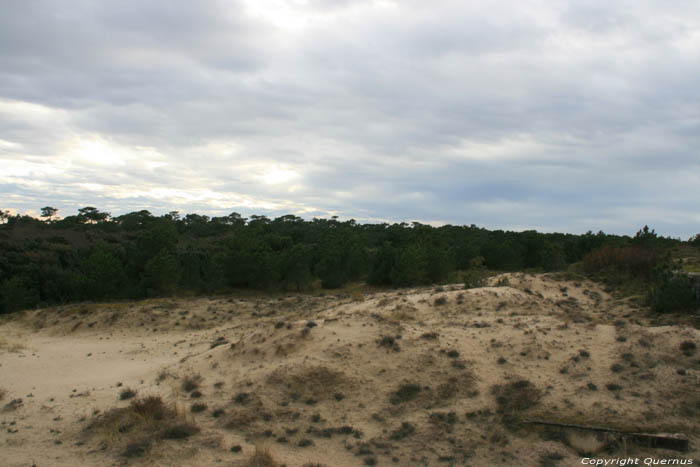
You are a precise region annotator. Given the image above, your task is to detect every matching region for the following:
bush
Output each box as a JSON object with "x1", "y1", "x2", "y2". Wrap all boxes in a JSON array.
[
  {"x1": 648, "y1": 272, "x2": 700, "y2": 313},
  {"x1": 84, "y1": 395, "x2": 198, "y2": 457},
  {"x1": 119, "y1": 388, "x2": 137, "y2": 400},
  {"x1": 582, "y1": 245, "x2": 662, "y2": 282},
  {"x1": 245, "y1": 446, "x2": 281, "y2": 466},
  {"x1": 390, "y1": 383, "x2": 421, "y2": 405},
  {"x1": 1, "y1": 276, "x2": 40, "y2": 313},
  {"x1": 463, "y1": 269, "x2": 486, "y2": 289}
]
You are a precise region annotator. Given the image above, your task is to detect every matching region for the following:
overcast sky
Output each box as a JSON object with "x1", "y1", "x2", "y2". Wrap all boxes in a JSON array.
[{"x1": 1, "y1": 0, "x2": 699, "y2": 238}]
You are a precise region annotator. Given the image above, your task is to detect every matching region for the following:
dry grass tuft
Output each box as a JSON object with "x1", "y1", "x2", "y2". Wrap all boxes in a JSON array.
[
  {"x1": 268, "y1": 365, "x2": 352, "y2": 402},
  {"x1": 84, "y1": 395, "x2": 199, "y2": 459},
  {"x1": 491, "y1": 379, "x2": 541, "y2": 413},
  {"x1": 0, "y1": 337, "x2": 27, "y2": 353},
  {"x1": 491, "y1": 379, "x2": 541, "y2": 430},
  {"x1": 181, "y1": 373, "x2": 202, "y2": 392},
  {"x1": 245, "y1": 446, "x2": 281, "y2": 467}
]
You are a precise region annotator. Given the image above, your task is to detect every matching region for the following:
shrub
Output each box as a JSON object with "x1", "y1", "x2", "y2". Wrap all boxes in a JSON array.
[
  {"x1": 648, "y1": 272, "x2": 700, "y2": 313},
  {"x1": 182, "y1": 374, "x2": 201, "y2": 392},
  {"x1": 434, "y1": 296, "x2": 448, "y2": 306},
  {"x1": 377, "y1": 335, "x2": 400, "y2": 352},
  {"x1": 84, "y1": 395, "x2": 198, "y2": 457},
  {"x1": 161, "y1": 422, "x2": 199, "y2": 439},
  {"x1": 390, "y1": 383, "x2": 421, "y2": 405},
  {"x1": 680, "y1": 341, "x2": 697, "y2": 356},
  {"x1": 131, "y1": 395, "x2": 168, "y2": 420},
  {"x1": 119, "y1": 388, "x2": 137, "y2": 400},
  {"x1": 582, "y1": 245, "x2": 662, "y2": 282},
  {"x1": 463, "y1": 269, "x2": 486, "y2": 289},
  {"x1": 1, "y1": 276, "x2": 40, "y2": 313},
  {"x1": 245, "y1": 446, "x2": 281, "y2": 466},
  {"x1": 123, "y1": 439, "x2": 151, "y2": 458},
  {"x1": 389, "y1": 422, "x2": 415, "y2": 440},
  {"x1": 191, "y1": 403, "x2": 208, "y2": 413},
  {"x1": 491, "y1": 380, "x2": 541, "y2": 413}
]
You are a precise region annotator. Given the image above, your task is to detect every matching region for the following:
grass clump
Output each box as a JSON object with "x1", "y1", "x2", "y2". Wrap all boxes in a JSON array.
[
  {"x1": 0, "y1": 338, "x2": 27, "y2": 353},
  {"x1": 491, "y1": 379, "x2": 541, "y2": 430},
  {"x1": 269, "y1": 365, "x2": 350, "y2": 403},
  {"x1": 245, "y1": 446, "x2": 281, "y2": 466},
  {"x1": 389, "y1": 422, "x2": 416, "y2": 440},
  {"x1": 491, "y1": 380, "x2": 541, "y2": 412},
  {"x1": 434, "y1": 296, "x2": 448, "y2": 306},
  {"x1": 390, "y1": 383, "x2": 421, "y2": 405},
  {"x1": 84, "y1": 395, "x2": 199, "y2": 458},
  {"x1": 191, "y1": 403, "x2": 208, "y2": 413},
  {"x1": 182, "y1": 374, "x2": 201, "y2": 392},
  {"x1": 377, "y1": 335, "x2": 401, "y2": 352},
  {"x1": 123, "y1": 439, "x2": 151, "y2": 458},
  {"x1": 161, "y1": 422, "x2": 199, "y2": 439},
  {"x1": 680, "y1": 340, "x2": 697, "y2": 356},
  {"x1": 119, "y1": 388, "x2": 137, "y2": 400}
]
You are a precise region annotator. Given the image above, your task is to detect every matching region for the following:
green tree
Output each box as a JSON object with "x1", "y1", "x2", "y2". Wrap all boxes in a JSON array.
[
  {"x1": 40, "y1": 206, "x2": 58, "y2": 222},
  {"x1": 0, "y1": 210, "x2": 12, "y2": 224},
  {"x1": 542, "y1": 242, "x2": 567, "y2": 271},
  {"x1": 78, "y1": 247, "x2": 126, "y2": 300},
  {"x1": 368, "y1": 242, "x2": 395, "y2": 286},
  {"x1": 390, "y1": 243, "x2": 427, "y2": 286},
  {"x1": 78, "y1": 206, "x2": 110, "y2": 223},
  {"x1": 141, "y1": 250, "x2": 180, "y2": 296},
  {"x1": 279, "y1": 244, "x2": 313, "y2": 291},
  {"x1": 1, "y1": 276, "x2": 40, "y2": 313}
]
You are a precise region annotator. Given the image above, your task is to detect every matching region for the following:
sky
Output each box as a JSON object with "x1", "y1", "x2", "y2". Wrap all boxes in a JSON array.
[{"x1": 1, "y1": 0, "x2": 699, "y2": 238}]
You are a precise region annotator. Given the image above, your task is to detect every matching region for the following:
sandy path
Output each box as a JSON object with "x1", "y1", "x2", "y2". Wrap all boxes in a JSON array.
[{"x1": 0, "y1": 326, "x2": 197, "y2": 467}]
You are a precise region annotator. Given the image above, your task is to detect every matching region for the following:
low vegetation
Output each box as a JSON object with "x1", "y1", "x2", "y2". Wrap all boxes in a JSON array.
[
  {"x1": 84, "y1": 395, "x2": 199, "y2": 459},
  {"x1": 244, "y1": 446, "x2": 281, "y2": 467}
]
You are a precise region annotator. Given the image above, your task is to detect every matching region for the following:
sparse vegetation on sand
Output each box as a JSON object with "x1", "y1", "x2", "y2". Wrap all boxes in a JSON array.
[
  {"x1": 1, "y1": 263, "x2": 698, "y2": 466},
  {"x1": 0, "y1": 338, "x2": 27, "y2": 353},
  {"x1": 84, "y1": 395, "x2": 199, "y2": 458}
]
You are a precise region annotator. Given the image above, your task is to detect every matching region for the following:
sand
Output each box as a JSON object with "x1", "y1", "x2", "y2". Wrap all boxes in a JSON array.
[{"x1": 1, "y1": 273, "x2": 698, "y2": 466}]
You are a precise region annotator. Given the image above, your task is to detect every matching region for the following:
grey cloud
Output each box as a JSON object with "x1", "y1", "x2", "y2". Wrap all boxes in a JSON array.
[{"x1": 1, "y1": 0, "x2": 699, "y2": 238}]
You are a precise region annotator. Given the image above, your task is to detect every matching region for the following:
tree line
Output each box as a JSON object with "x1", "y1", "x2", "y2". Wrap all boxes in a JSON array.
[{"x1": 0, "y1": 207, "x2": 695, "y2": 314}]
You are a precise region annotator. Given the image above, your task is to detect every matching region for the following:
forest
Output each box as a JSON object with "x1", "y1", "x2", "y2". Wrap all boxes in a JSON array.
[{"x1": 0, "y1": 207, "x2": 698, "y2": 314}]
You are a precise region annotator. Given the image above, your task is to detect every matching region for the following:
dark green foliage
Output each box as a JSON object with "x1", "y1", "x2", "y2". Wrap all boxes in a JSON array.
[
  {"x1": 77, "y1": 246, "x2": 127, "y2": 300},
  {"x1": 141, "y1": 250, "x2": 180, "y2": 296},
  {"x1": 648, "y1": 271, "x2": 700, "y2": 314},
  {"x1": 1, "y1": 276, "x2": 40, "y2": 313},
  {"x1": 367, "y1": 242, "x2": 395, "y2": 286},
  {"x1": 0, "y1": 209, "x2": 690, "y2": 313}
]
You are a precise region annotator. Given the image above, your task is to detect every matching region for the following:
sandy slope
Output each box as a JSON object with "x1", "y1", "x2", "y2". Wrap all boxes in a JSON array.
[{"x1": 1, "y1": 273, "x2": 698, "y2": 467}]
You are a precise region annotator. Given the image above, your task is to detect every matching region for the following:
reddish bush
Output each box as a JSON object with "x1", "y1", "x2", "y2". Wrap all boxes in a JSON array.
[{"x1": 582, "y1": 245, "x2": 662, "y2": 281}]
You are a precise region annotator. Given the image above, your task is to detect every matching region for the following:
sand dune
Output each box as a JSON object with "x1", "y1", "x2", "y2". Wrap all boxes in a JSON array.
[{"x1": 1, "y1": 273, "x2": 698, "y2": 466}]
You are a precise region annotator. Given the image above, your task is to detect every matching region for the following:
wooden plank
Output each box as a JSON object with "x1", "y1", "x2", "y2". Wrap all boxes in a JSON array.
[{"x1": 525, "y1": 419, "x2": 690, "y2": 452}]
